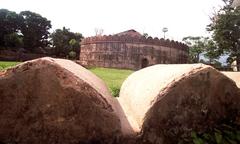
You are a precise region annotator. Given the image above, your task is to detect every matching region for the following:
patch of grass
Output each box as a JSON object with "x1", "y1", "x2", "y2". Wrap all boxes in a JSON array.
[
  {"x1": 89, "y1": 67, "x2": 133, "y2": 97},
  {"x1": 0, "y1": 61, "x2": 20, "y2": 70}
]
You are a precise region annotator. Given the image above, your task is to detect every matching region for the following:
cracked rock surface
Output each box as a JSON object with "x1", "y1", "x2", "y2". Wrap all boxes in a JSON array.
[
  {"x1": 0, "y1": 57, "x2": 121, "y2": 144},
  {"x1": 0, "y1": 59, "x2": 240, "y2": 144},
  {"x1": 119, "y1": 64, "x2": 240, "y2": 144}
]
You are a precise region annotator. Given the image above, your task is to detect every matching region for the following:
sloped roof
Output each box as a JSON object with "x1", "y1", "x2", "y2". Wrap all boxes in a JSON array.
[{"x1": 115, "y1": 29, "x2": 142, "y2": 37}]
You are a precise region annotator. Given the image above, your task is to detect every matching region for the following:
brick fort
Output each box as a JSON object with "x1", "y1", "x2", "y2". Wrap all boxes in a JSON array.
[{"x1": 79, "y1": 29, "x2": 189, "y2": 70}]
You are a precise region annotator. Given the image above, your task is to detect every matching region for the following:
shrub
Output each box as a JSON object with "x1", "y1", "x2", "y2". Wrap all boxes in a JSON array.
[
  {"x1": 189, "y1": 123, "x2": 240, "y2": 144},
  {"x1": 110, "y1": 86, "x2": 120, "y2": 97},
  {"x1": 68, "y1": 51, "x2": 77, "y2": 59}
]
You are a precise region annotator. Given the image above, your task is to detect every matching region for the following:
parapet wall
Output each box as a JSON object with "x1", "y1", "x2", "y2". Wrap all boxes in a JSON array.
[
  {"x1": 81, "y1": 35, "x2": 188, "y2": 52},
  {"x1": 80, "y1": 34, "x2": 189, "y2": 70}
]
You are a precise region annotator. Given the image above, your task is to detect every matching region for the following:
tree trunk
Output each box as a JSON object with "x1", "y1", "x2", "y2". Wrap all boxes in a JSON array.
[{"x1": 237, "y1": 56, "x2": 240, "y2": 71}]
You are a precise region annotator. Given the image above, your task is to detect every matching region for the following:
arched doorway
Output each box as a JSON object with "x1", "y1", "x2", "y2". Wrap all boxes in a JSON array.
[{"x1": 141, "y1": 58, "x2": 149, "y2": 68}]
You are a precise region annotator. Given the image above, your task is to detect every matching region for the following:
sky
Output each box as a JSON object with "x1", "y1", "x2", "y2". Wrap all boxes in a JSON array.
[{"x1": 1, "y1": 0, "x2": 224, "y2": 41}]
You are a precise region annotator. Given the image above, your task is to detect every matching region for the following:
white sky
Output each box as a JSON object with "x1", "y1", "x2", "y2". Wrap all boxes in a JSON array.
[{"x1": 1, "y1": 0, "x2": 224, "y2": 41}]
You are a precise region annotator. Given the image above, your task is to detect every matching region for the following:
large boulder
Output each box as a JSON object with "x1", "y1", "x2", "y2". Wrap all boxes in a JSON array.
[
  {"x1": 222, "y1": 72, "x2": 240, "y2": 88},
  {"x1": 118, "y1": 64, "x2": 240, "y2": 144},
  {"x1": 0, "y1": 57, "x2": 121, "y2": 144}
]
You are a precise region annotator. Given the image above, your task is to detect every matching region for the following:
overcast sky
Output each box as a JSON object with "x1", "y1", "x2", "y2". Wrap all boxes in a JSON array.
[{"x1": 1, "y1": 0, "x2": 224, "y2": 41}]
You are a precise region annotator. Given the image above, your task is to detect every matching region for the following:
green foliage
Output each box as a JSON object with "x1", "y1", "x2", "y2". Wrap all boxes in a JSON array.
[
  {"x1": 50, "y1": 27, "x2": 83, "y2": 58},
  {"x1": 208, "y1": 0, "x2": 240, "y2": 70},
  {"x1": 0, "y1": 9, "x2": 84, "y2": 58},
  {"x1": 20, "y1": 11, "x2": 51, "y2": 51},
  {"x1": 183, "y1": 36, "x2": 220, "y2": 63},
  {"x1": 68, "y1": 51, "x2": 77, "y2": 59},
  {"x1": 0, "y1": 9, "x2": 23, "y2": 48},
  {"x1": 191, "y1": 132, "x2": 204, "y2": 144},
  {"x1": 69, "y1": 39, "x2": 77, "y2": 46},
  {"x1": 4, "y1": 33, "x2": 23, "y2": 49},
  {"x1": 191, "y1": 124, "x2": 240, "y2": 144},
  {"x1": 110, "y1": 86, "x2": 120, "y2": 97},
  {"x1": 182, "y1": 36, "x2": 206, "y2": 63},
  {"x1": 204, "y1": 39, "x2": 221, "y2": 63},
  {"x1": 89, "y1": 67, "x2": 133, "y2": 97},
  {"x1": 0, "y1": 9, "x2": 51, "y2": 52}
]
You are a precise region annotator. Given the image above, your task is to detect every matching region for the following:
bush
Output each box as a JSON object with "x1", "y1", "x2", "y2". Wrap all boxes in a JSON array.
[
  {"x1": 189, "y1": 123, "x2": 240, "y2": 144},
  {"x1": 68, "y1": 51, "x2": 77, "y2": 59},
  {"x1": 110, "y1": 86, "x2": 120, "y2": 97}
]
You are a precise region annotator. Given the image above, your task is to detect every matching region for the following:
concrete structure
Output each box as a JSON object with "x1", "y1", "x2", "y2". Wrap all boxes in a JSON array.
[{"x1": 79, "y1": 30, "x2": 189, "y2": 70}]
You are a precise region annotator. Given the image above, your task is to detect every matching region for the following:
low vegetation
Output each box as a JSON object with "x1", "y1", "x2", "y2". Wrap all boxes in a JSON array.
[
  {"x1": 89, "y1": 67, "x2": 133, "y2": 97},
  {"x1": 0, "y1": 61, "x2": 20, "y2": 70},
  {"x1": 190, "y1": 123, "x2": 240, "y2": 144}
]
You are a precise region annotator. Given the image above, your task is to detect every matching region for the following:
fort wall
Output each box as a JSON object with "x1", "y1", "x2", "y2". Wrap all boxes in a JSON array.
[{"x1": 80, "y1": 34, "x2": 189, "y2": 70}]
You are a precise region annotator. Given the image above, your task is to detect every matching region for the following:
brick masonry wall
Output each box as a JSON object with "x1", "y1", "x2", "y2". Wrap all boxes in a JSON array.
[{"x1": 80, "y1": 35, "x2": 189, "y2": 70}]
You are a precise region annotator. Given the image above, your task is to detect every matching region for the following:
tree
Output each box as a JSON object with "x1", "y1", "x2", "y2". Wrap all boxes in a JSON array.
[
  {"x1": 203, "y1": 38, "x2": 220, "y2": 64},
  {"x1": 182, "y1": 36, "x2": 206, "y2": 63},
  {"x1": 143, "y1": 33, "x2": 149, "y2": 38},
  {"x1": 208, "y1": 0, "x2": 240, "y2": 70},
  {"x1": 183, "y1": 36, "x2": 220, "y2": 64},
  {"x1": 0, "y1": 9, "x2": 23, "y2": 48},
  {"x1": 68, "y1": 38, "x2": 78, "y2": 59},
  {"x1": 50, "y1": 27, "x2": 83, "y2": 58},
  {"x1": 4, "y1": 33, "x2": 23, "y2": 49},
  {"x1": 20, "y1": 11, "x2": 51, "y2": 51}
]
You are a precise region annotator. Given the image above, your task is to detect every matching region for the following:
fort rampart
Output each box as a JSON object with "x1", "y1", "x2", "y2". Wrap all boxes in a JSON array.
[{"x1": 80, "y1": 34, "x2": 189, "y2": 70}]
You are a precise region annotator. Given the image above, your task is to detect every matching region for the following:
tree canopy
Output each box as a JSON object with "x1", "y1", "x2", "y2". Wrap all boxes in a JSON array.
[
  {"x1": 20, "y1": 11, "x2": 52, "y2": 51},
  {"x1": 50, "y1": 27, "x2": 83, "y2": 59},
  {"x1": 182, "y1": 36, "x2": 206, "y2": 63},
  {"x1": 0, "y1": 9, "x2": 23, "y2": 48},
  {"x1": 183, "y1": 36, "x2": 220, "y2": 66},
  {"x1": 0, "y1": 9, "x2": 84, "y2": 59},
  {"x1": 208, "y1": 0, "x2": 240, "y2": 70},
  {"x1": 0, "y1": 9, "x2": 52, "y2": 52}
]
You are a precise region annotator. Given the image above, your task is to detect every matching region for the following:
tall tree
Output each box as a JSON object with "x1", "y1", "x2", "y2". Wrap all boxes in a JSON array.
[
  {"x1": 208, "y1": 0, "x2": 240, "y2": 70},
  {"x1": 203, "y1": 38, "x2": 220, "y2": 64},
  {"x1": 182, "y1": 36, "x2": 206, "y2": 63},
  {"x1": 183, "y1": 36, "x2": 220, "y2": 64},
  {"x1": 50, "y1": 27, "x2": 83, "y2": 58},
  {"x1": 4, "y1": 33, "x2": 23, "y2": 49},
  {"x1": 20, "y1": 11, "x2": 51, "y2": 51},
  {"x1": 0, "y1": 9, "x2": 23, "y2": 48}
]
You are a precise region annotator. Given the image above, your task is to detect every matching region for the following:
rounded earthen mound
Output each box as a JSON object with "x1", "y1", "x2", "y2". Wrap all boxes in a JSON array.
[
  {"x1": 119, "y1": 64, "x2": 240, "y2": 144},
  {"x1": 0, "y1": 57, "x2": 121, "y2": 144}
]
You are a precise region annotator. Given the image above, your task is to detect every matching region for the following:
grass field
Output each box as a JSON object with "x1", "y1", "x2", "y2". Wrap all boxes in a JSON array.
[
  {"x1": 0, "y1": 61, "x2": 20, "y2": 70},
  {"x1": 90, "y1": 67, "x2": 133, "y2": 96},
  {"x1": 0, "y1": 61, "x2": 133, "y2": 96}
]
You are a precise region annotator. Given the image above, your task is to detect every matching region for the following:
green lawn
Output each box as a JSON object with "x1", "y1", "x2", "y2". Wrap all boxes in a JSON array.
[
  {"x1": 0, "y1": 61, "x2": 20, "y2": 70},
  {"x1": 0, "y1": 61, "x2": 133, "y2": 96},
  {"x1": 89, "y1": 67, "x2": 133, "y2": 96}
]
